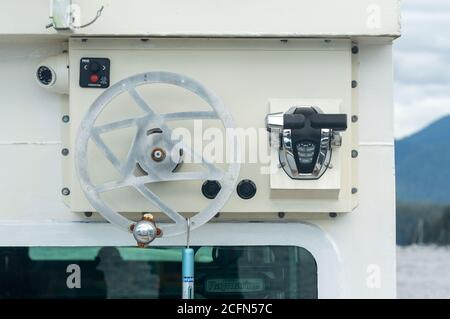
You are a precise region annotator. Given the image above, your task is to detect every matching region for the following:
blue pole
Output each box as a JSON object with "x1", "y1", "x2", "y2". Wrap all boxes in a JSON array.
[{"x1": 182, "y1": 248, "x2": 194, "y2": 299}]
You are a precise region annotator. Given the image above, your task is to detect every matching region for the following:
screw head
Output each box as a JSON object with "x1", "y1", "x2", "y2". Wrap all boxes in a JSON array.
[
  {"x1": 351, "y1": 150, "x2": 359, "y2": 158},
  {"x1": 62, "y1": 115, "x2": 70, "y2": 123},
  {"x1": 61, "y1": 148, "x2": 69, "y2": 156},
  {"x1": 61, "y1": 188, "x2": 70, "y2": 196},
  {"x1": 351, "y1": 115, "x2": 358, "y2": 123},
  {"x1": 329, "y1": 212, "x2": 337, "y2": 218},
  {"x1": 352, "y1": 46, "x2": 359, "y2": 54},
  {"x1": 351, "y1": 80, "x2": 358, "y2": 88},
  {"x1": 278, "y1": 212, "x2": 285, "y2": 219},
  {"x1": 352, "y1": 187, "x2": 358, "y2": 194},
  {"x1": 84, "y1": 212, "x2": 93, "y2": 217}
]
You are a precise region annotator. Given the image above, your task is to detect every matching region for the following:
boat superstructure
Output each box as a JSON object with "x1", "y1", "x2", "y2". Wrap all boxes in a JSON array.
[{"x1": 0, "y1": 0, "x2": 400, "y2": 298}]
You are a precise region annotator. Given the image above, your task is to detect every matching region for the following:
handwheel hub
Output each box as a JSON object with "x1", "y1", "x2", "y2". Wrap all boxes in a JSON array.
[{"x1": 151, "y1": 147, "x2": 166, "y2": 162}]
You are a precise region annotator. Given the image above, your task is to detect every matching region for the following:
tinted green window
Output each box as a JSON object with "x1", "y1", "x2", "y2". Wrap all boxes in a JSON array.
[{"x1": 0, "y1": 246, "x2": 317, "y2": 299}]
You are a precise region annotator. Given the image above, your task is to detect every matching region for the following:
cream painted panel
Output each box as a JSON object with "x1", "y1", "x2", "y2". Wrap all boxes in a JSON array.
[
  {"x1": 316, "y1": 145, "x2": 396, "y2": 298},
  {"x1": 0, "y1": 0, "x2": 400, "y2": 37},
  {"x1": 0, "y1": 144, "x2": 76, "y2": 221},
  {"x1": 358, "y1": 42, "x2": 395, "y2": 144},
  {"x1": 66, "y1": 38, "x2": 354, "y2": 213},
  {"x1": 0, "y1": 41, "x2": 65, "y2": 141},
  {"x1": 311, "y1": 40, "x2": 396, "y2": 299}
]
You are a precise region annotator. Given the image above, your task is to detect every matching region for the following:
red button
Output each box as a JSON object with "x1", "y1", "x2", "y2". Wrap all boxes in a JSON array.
[{"x1": 89, "y1": 74, "x2": 99, "y2": 83}]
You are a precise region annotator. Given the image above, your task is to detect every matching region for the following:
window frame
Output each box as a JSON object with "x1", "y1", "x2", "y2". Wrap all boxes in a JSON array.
[{"x1": 1, "y1": 221, "x2": 343, "y2": 298}]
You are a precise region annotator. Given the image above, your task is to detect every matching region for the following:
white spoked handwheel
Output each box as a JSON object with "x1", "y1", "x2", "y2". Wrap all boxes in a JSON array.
[{"x1": 75, "y1": 72, "x2": 240, "y2": 245}]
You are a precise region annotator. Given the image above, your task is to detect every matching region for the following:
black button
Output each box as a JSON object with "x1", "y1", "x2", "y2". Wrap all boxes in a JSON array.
[
  {"x1": 236, "y1": 179, "x2": 257, "y2": 200},
  {"x1": 89, "y1": 62, "x2": 100, "y2": 73},
  {"x1": 202, "y1": 180, "x2": 221, "y2": 199}
]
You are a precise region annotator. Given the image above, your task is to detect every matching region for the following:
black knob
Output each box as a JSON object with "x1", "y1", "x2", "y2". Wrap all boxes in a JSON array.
[
  {"x1": 310, "y1": 113, "x2": 347, "y2": 131},
  {"x1": 283, "y1": 113, "x2": 306, "y2": 129},
  {"x1": 236, "y1": 179, "x2": 257, "y2": 200},
  {"x1": 89, "y1": 62, "x2": 100, "y2": 73},
  {"x1": 202, "y1": 180, "x2": 221, "y2": 199}
]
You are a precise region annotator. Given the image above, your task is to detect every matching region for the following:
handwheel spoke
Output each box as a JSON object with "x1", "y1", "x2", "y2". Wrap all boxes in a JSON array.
[
  {"x1": 136, "y1": 170, "x2": 224, "y2": 184},
  {"x1": 121, "y1": 124, "x2": 145, "y2": 176},
  {"x1": 91, "y1": 131, "x2": 123, "y2": 173},
  {"x1": 93, "y1": 115, "x2": 153, "y2": 135},
  {"x1": 162, "y1": 111, "x2": 217, "y2": 121},
  {"x1": 133, "y1": 183, "x2": 186, "y2": 224},
  {"x1": 95, "y1": 169, "x2": 224, "y2": 194},
  {"x1": 93, "y1": 118, "x2": 150, "y2": 178},
  {"x1": 129, "y1": 88, "x2": 156, "y2": 115},
  {"x1": 95, "y1": 179, "x2": 131, "y2": 193},
  {"x1": 178, "y1": 139, "x2": 224, "y2": 177}
]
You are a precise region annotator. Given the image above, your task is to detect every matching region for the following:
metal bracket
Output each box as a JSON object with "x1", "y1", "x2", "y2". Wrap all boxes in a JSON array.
[{"x1": 46, "y1": 0, "x2": 104, "y2": 31}]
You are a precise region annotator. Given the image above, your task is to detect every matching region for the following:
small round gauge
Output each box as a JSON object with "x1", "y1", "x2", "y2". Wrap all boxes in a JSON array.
[{"x1": 36, "y1": 66, "x2": 55, "y2": 86}]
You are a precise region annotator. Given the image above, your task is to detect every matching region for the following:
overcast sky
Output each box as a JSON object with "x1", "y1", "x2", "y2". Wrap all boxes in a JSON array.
[{"x1": 394, "y1": 0, "x2": 450, "y2": 138}]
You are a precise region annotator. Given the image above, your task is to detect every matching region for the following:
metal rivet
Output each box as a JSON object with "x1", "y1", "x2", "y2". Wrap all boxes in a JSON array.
[
  {"x1": 351, "y1": 80, "x2": 358, "y2": 88},
  {"x1": 61, "y1": 188, "x2": 70, "y2": 196},
  {"x1": 351, "y1": 150, "x2": 358, "y2": 158},
  {"x1": 352, "y1": 187, "x2": 358, "y2": 194},
  {"x1": 61, "y1": 148, "x2": 69, "y2": 156},
  {"x1": 62, "y1": 115, "x2": 70, "y2": 123},
  {"x1": 351, "y1": 115, "x2": 358, "y2": 123},
  {"x1": 329, "y1": 212, "x2": 337, "y2": 218},
  {"x1": 352, "y1": 46, "x2": 359, "y2": 54},
  {"x1": 278, "y1": 212, "x2": 285, "y2": 219},
  {"x1": 84, "y1": 212, "x2": 93, "y2": 217}
]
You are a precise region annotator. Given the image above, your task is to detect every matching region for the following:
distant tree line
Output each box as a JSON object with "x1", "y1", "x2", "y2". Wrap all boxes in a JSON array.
[{"x1": 397, "y1": 203, "x2": 450, "y2": 246}]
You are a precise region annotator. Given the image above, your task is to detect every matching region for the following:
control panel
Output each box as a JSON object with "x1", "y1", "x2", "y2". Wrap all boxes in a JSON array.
[
  {"x1": 79, "y1": 58, "x2": 110, "y2": 88},
  {"x1": 65, "y1": 38, "x2": 357, "y2": 215}
]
